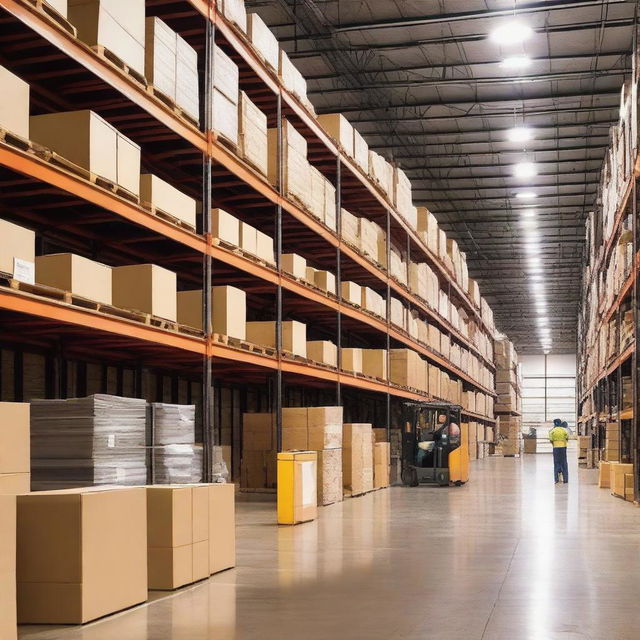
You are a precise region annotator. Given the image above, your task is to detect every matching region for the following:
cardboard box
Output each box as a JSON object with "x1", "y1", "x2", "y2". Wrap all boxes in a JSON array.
[
  {"x1": 0, "y1": 403, "x2": 30, "y2": 475},
  {"x1": 0, "y1": 473, "x2": 30, "y2": 495},
  {"x1": 246, "y1": 320, "x2": 307, "y2": 357},
  {"x1": 0, "y1": 219, "x2": 35, "y2": 278},
  {"x1": 140, "y1": 174, "x2": 196, "y2": 228},
  {"x1": 281, "y1": 253, "x2": 307, "y2": 279},
  {"x1": 277, "y1": 451, "x2": 317, "y2": 525},
  {"x1": 238, "y1": 91, "x2": 268, "y2": 176},
  {"x1": 240, "y1": 450, "x2": 269, "y2": 488},
  {"x1": 69, "y1": 0, "x2": 145, "y2": 75},
  {"x1": 341, "y1": 281, "x2": 362, "y2": 306},
  {"x1": 342, "y1": 348, "x2": 363, "y2": 374},
  {"x1": 242, "y1": 413, "x2": 274, "y2": 451},
  {"x1": 209, "y1": 483, "x2": 235, "y2": 574},
  {"x1": 306, "y1": 341, "x2": 338, "y2": 367},
  {"x1": 176, "y1": 35, "x2": 199, "y2": 123},
  {"x1": 256, "y1": 230, "x2": 275, "y2": 265},
  {"x1": 314, "y1": 269, "x2": 336, "y2": 295},
  {"x1": 343, "y1": 423, "x2": 373, "y2": 496},
  {"x1": 16, "y1": 487, "x2": 147, "y2": 624},
  {"x1": 0, "y1": 65, "x2": 29, "y2": 139},
  {"x1": 146, "y1": 485, "x2": 210, "y2": 590},
  {"x1": 217, "y1": 0, "x2": 247, "y2": 32},
  {"x1": 598, "y1": 461, "x2": 611, "y2": 488},
  {"x1": 353, "y1": 127, "x2": 368, "y2": 170},
  {"x1": 362, "y1": 349, "x2": 388, "y2": 380},
  {"x1": 239, "y1": 221, "x2": 258, "y2": 256},
  {"x1": 0, "y1": 495, "x2": 16, "y2": 640},
  {"x1": 247, "y1": 13, "x2": 279, "y2": 71},
  {"x1": 267, "y1": 120, "x2": 309, "y2": 203},
  {"x1": 317, "y1": 449, "x2": 342, "y2": 506},
  {"x1": 144, "y1": 17, "x2": 176, "y2": 101},
  {"x1": 611, "y1": 463, "x2": 633, "y2": 497},
  {"x1": 35, "y1": 253, "x2": 112, "y2": 305},
  {"x1": 212, "y1": 89, "x2": 238, "y2": 145},
  {"x1": 278, "y1": 50, "x2": 308, "y2": 103},
  {"x1": 282, "y1": 407, "x2": 309, "y2": 450},
  {"x1": 176, "y1": 285, "x2": 246, "y2": 338},
  {"x1": 112, "y1": 263, "x2": 177, "y2": 321},
  {"x1": 308, "y1": 406, "x2": 342, "y2": 450},
  {"x1": 30, "y1": 110, "x2": 140, "y2": 194},
  {"x1": 212, "y1": 208, "x2": 240, "y2": 246},
  {"x1": 624, "y1": 473, "x2": 634, "y2": 501},
  {"x1": 374, "y1": 442, "x2": 390, "y2": 489},
  {"x1": 317, "y1": 114, "x2": 354, "y2": 157}
]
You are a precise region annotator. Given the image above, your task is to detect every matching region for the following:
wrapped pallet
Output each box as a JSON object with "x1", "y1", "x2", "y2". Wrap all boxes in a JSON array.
[
  {"x1": 247, "y1": 13, "x2": 279, "y2": 70},
  {"x1": 343, "y1": 423, "x2": 373, "y2": 496},
  {"x1": 267, "y1": 120, "x2": 309, "y2": 206},
  {"x1": 317, "y1": 449, "x2": 342, "y2": 505},
  {"x1": 238, "y1": 91, "x2": 268, "y2": 176}
]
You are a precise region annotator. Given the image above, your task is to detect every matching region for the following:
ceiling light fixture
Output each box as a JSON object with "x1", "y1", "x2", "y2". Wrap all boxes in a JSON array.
[
  {"x1": 501, "y1": 55, "x2": 532, "y2": 70},
  {"x1": 507, "y1": 126, "x2": 534, "y2": 143},
  {"x1": 521, "y1": 209, "x2": 537, "y2": 218},
  {"x1": 521, "y1": 219, "x2": 536, "y2": 228},
  {"x1": 513, "y1": 162, "x2": 538, "y2": 179},
  {"x1": 516, "y1": 191, "x2": 537, "y2": 200},
  {"x1": 490, "y1": 22, "x2": 534, "y2": 46}
]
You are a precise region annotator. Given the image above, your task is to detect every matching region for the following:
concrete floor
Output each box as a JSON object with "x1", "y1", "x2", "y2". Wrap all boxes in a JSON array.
[{"x1": 19, "y1": 451, "x2": 640, "y2": 640}]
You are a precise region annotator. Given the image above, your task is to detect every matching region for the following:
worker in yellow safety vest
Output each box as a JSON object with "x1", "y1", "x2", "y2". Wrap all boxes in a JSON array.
[{"x1": 549, "y1": 418, "x2": 569, "y2": 484}]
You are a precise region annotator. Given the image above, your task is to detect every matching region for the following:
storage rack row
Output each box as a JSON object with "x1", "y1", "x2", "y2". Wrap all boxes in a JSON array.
[{"x1": 0, "y1": 0, "x2": 498, "y2": 479}]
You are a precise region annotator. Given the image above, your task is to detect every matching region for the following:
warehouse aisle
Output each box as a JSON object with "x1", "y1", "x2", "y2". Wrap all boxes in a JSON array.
[{"x1": 19, "y1": 454, "x2": 640, "y2": 640}]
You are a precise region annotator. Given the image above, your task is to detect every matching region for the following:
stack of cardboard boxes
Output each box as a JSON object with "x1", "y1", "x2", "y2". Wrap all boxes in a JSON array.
[
  {"x1": 238, "y1": 91, "x2": 268, "y2": 176},
  {"x1": 343, "y1": 423, "x2": 374, "y2": 496},
  {"x1": 496, "y1": 415, "x2": 522, "y2": 456},
  {"x1": 0, "y1": 402, "x2": 30, "y2": 495},
  {"x1": 247, "y1": 13, "x2": 279, "y2": 71},
  {"x1": 604, "y1": 422, "x2": 620, "y2": 461},
  {"x1": 211, "y1": 208, "x2": 275, "y2": 265},
  {"x1": 177, "y1": 285, "x2": 247, "y2": 338},
  {"x1": 240, "y1": 413, "x2": 276, "y2": 489},
  {"x1": 246, "y1": 320, "x2": 307, "y2": 358},
  {"x1": 494, "y1": 338, "x2": 521, "y2": 455},
  {"x1": 212, "y1": 45, "x2": 240, "y2": 145}
]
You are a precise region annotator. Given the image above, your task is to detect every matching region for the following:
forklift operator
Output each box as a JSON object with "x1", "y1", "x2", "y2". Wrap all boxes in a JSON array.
[{"x1": 417, "y1": 413, "x2": 460, "y2": 464}]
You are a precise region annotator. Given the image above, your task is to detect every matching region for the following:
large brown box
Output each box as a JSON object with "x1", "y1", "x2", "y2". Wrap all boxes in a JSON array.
[
  {"x1": 0, "y1": 402, "x2": 30, "y2": 475},
  {"x1": 0, "y1": 219, "x2": 35, "y2": 277},
  {"x1": 35, "y1": 253, "x2": 112, "y2": 305},
  {"x1": 209, "y1": 484, "x2": 235, "y2": 574},
  {"x1": 68, "y1": 0, "x2": 145, "y2": 76},
  {"x1": 317, "y1": 114, "x2": 354, "y2": 157},
  {"x1": 306, "y1": 340, "x2": 338, "y2": 367},
  {"x1": 16, "y1": 487, "x2": 147, "y2": 624},
  {"x1": 610, "y1": 463, "x2": 633, "y2": 498},
  {"x1": 282, "y1": 407, "x2": 308, "y2": 450},
  {"x1": 0, "y1": 495, "x2": 16, "y2": 640},
  {"x1": 246, "y1": 320, "x2": 307, "y2": 357},
  {"x1": 0, "y1": 65, "x2": 29, "y2": 139},
  {"x1": 341, "y1": 348, "x2": 363, "y2": 374},
  {"x1": 238, "y1": 91, "x2": 268, "y2": 176},
  {"x1": 211, "y1": 208, "x2": 240, "y2": 246},
  {"x1": 598, "y1": 461, "x2": 611, "y2": 488},
  {"x1": 341, "y1": 281, "x2": 362, "y2": 306},
  {"x1": 308, "y1": 406, "x2": 343, "y2": 450},
  {"x1": 343, "y1": 423, "x2": 373, "y2": 496},
  {"x1": 281, "y1": 253, "x2": 306, "y2": 279},
  {"x1": 316, "y1": 449, "x2": 343, "y2": 506},
  {"x1": 240, "y1": 450, "x2": 269, "y2": 488},
  {"x1": 177, "y1": 285, "x2": 246, "y2": 339},
  {"x1": 144, "y1": 17, "x2": 176, "y2": 101},
  {"x1": 140, "y1": 174, "x2": 196, "y2": 228},
  {"x1": 0, "y1": 473, "x2": 30, "y2": 495},
  {"x1": 373, "y1": 442, "x2": 390, "y2": 489},
  {"x1": 30, "y1": 110, "x2": 141, "y2": 195},
  {"x1": 242, "y1": 413, "x2": 274, "y2": 451},
  {"x1": 146, "y1": 485, "x2": 210, "y2": 590},
  {"x1": 362, "y1": 349, "x2": 387, "y2": 380},
  {"x1": 112, "y1": 263, "x2": 177, "y2": 321}
]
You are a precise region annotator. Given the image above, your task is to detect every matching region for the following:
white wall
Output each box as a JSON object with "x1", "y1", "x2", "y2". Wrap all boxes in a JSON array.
[{"x1": 520, "y1": 354, "x2": 576, "y2": 435}]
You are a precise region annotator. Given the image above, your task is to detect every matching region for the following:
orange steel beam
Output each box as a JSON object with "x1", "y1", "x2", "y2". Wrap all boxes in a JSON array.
[
  {"x1": 0, "y1": 288, "x2": 206, "y2": 354},
  {"x1": 0, "y1": 144, "x2": 208, "y2": 254},
  {"x1": 581, "y1": 341, "x2": 635, "y2": 402},
  {"x1": 2, "y1": 0, "x2": 208, "y2": 154}
]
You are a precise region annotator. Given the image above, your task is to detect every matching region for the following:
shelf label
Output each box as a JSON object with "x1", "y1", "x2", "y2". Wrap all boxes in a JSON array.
[{"x1": 13, "y1": 258, "x2": 35, "y2": 285}]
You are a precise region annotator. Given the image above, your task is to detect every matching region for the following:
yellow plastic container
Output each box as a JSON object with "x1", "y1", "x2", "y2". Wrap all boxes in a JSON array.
[{"x1": 277, "y1": 451, "x2": 318, "y2": 525}]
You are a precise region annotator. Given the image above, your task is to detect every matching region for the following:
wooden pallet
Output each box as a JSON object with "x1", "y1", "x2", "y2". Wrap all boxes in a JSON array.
[
  {"x1": 25, "y1": 0, "x2": 77, "y2": 36},
  {"x1": 91, "y1": 45, "x2": 147, "y2": 87},
  {"x1": 145, "y1": 85, "x2": 200, "y2": 127},
  {"x1": 213, "y1": 333, "x2": 277, "y2": 357},
  {"x1": 0, "y1": 128, "x2": 43, "y2": 155},
  {"x1": 141, "y1": 201, "x2": 197, "y2": 233}
]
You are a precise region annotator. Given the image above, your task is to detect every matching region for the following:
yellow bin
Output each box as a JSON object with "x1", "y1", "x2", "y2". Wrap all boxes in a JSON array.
[{"x1": 277, "y1": 451, "x2": 318, "y2": 525}]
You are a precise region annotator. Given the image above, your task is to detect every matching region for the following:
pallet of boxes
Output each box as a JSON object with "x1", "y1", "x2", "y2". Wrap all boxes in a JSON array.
[{"x1": 494, "y1": 337, "x2": 522, "y2": 456}]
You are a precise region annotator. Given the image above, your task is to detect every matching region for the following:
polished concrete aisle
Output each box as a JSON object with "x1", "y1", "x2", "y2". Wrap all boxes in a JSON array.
[{"x1": 20, "y1": 453, "x2": 640, "y2": 640}]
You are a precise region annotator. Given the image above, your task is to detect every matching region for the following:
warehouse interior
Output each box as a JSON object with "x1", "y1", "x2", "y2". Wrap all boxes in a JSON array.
[{"x1": 0, "y1": 0, "x2": 639, "y2": 638}]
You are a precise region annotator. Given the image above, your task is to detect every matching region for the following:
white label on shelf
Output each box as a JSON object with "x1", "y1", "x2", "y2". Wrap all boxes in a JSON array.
[
  {"x1": 13, "y1": 258, "x2": 35, "y2": 285},
  {"x1": 300, "y1": 460, "x2": 316, "y2": 507}
]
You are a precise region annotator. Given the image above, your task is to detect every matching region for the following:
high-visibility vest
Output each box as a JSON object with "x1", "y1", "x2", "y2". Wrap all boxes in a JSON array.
[{"x1": 549, "y1": 426, "x2": 568, "y2": 448}]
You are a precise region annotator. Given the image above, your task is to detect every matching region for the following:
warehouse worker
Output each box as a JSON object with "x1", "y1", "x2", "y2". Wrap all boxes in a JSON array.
[{"x1": 549, "y1": 418, "x2": 569, "y2": 484}]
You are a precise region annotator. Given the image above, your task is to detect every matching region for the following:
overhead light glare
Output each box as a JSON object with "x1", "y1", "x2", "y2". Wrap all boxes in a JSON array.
[
  {"x1": 514, "y1": 162, "x2": 538, "y2": 179},
  {"x1": 501, "y1": 55, "x2": 532, "y2": 70},
  {"x1": 490, "y1": 22, "x2": 534, "y2": 46},
  {"x1": 516, "y1": 191, "x2": 537, "y2": 200},
  {"x1": 507, "y1": 127, "x2": 533, "y2": 143},
  {"x1": 521, "y1": 218, "x2": 536, "y2": 228},
  {"x1": 521, "y1": 209, "x2": 537, "y2": 218}
]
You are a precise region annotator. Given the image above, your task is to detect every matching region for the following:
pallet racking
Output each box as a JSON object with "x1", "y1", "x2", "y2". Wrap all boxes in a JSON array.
[{"x1": 0, "y1": 0, "x2": 497, "y2": 480}]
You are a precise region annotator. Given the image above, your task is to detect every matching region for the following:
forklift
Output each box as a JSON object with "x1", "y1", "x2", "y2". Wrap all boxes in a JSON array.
[{"x1": 400, "y1": 401, "x2": 469, "y2": 486}]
